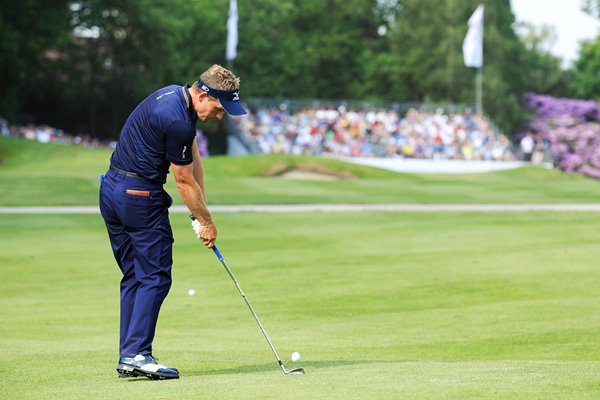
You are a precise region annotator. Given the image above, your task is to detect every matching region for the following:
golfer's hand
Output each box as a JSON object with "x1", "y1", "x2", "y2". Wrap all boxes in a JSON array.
[
  {"x1": 199, "y1": 221, "x2": 217, "y2": 248},
  {"x1": 191, "y1": 216, "x2": 217, "y2": 247}
]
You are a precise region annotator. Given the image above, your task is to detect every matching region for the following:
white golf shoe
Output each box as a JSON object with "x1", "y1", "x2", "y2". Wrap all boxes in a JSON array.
[{"x1": 117, "y1": 354, "x2": 179, "y2": 380}]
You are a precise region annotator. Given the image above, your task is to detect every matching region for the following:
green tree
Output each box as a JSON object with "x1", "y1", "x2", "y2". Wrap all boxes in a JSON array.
[
  {"x1": 0, "y1": 0, "x2": 70, "y2": 121},
  {"x1": 32, "y1": 0, "x2": 203, "y2": 137},
  {"x1": 232, "y1": 0, "x2": 384, "y2": 99},
  {"x1": 573, "y1": 0, "x2": 600, "y2": 99},
  {"x1": 6, "y1": 0, "x2": 582, "y2": 140},
  {"x1": 572, "y1": 37, "x2": 600, "y2": 99},
  {"x1": 583, "y1": 0, "x2": 600, "y2": 16},
  {"x1": 515, "y1": 22, "x2": 572, "y2": 96},
  {"x1": 375, "y1": 0, "x2": 530, "y2": 133}
]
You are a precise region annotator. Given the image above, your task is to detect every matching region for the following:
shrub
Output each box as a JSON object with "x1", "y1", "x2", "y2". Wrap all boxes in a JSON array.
[{"x1": 525, "y1": 94, "x2": 600, "y2": 179}]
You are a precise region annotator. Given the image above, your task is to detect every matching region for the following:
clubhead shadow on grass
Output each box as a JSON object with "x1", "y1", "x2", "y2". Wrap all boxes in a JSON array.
[
  {"x1": 186, "y1": 362, "x2": 290, "y2": 376},
  {"x1": 183, "y1": 359, "x2": 404, "y2": 377}
]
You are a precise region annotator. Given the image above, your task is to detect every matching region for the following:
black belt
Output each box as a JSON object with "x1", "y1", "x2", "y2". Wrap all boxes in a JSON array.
[{"x1": 109, "y1": 165, "x2": 148, "y2": 181}]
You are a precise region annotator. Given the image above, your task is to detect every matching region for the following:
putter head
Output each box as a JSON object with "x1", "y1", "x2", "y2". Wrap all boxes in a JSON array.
[{"x1": 286, "y1": 367, "x2": 305, "y2": 375}]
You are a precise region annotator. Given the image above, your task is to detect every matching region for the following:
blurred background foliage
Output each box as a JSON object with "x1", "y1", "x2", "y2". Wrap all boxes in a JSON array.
[{"x1": 0, "y1": 0, "x2": 598, "y2": 138}]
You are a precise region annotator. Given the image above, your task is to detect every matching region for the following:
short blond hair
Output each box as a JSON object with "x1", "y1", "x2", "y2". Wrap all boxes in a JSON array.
[{"x1": 199, "y1": 64, "x2": 240, "y2": 91}]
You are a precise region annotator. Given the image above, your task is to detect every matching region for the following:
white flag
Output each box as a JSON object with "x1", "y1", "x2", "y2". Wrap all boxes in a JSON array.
[
  {"x1": 226, "y1": 0, "x2": 238, "y2": 61},
  {"x1": 462, "y1": 4, "x2": 484, "y2": 68}
]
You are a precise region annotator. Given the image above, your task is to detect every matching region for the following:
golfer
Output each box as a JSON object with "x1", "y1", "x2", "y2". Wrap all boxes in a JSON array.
[{"x1": 99, "y1": 64, "x2": 246, "y2": 380}]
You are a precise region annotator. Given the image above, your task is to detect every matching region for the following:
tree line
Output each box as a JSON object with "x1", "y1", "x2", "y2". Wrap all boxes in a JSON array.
[{"x1": 0, "y1": 0, "x2": 597, "y2": 140}]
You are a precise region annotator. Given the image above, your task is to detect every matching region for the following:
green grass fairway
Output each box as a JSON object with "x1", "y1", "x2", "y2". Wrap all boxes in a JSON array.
[
  {"x1": 1, "y1": 212, "x2": 599, "y2": 399},
  {"x1": 3, "y1": 136, "x2": 600, "y2": 205}
]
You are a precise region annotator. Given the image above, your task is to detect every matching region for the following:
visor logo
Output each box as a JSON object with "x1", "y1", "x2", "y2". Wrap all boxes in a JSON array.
[{"x1": 233, "y1": 91, "x2": 239, "y2": 101}]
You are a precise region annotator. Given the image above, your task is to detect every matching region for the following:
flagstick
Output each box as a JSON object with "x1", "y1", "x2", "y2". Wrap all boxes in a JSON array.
[
  {"x1": 476, "y1": 67, "x2": 483, "y2": 114},
  {"x1": 226, "y1": 0, "x2": 238, "y2": 70}
]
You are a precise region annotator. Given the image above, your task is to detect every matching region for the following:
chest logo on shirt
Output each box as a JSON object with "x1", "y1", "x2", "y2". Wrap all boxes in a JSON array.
[{"x1": 182, "y1": 146, "x2": 187, "y2": 159}]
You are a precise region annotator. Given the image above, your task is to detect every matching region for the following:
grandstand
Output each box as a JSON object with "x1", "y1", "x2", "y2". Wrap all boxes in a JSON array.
[{"x1": 228, "y1": 100, "x2": 517, "y2": 165}]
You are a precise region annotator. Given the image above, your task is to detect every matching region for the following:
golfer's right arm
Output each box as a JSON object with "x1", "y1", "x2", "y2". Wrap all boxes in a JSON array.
[
  {"x1": 171, "y1": 162, "x2": 217, "y2": 247},
  {"x1": 190, "y1": 137, "x2": 207, "y2": 204}
]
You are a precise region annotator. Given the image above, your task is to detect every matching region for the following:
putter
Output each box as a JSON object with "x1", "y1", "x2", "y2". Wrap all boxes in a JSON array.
[{"x1": 191, "y1": 217, "x2": 304, "y2": 375}]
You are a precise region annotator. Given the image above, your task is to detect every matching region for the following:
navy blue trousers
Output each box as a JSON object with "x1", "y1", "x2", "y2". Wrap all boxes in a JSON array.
[{"x1": 99, "y1": 169, "x2": 173, "y2": 358}]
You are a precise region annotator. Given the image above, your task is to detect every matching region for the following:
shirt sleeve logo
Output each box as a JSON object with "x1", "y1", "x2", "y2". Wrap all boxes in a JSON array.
[
  {"x1": 182, "y1": 146, "x2": 187, "y2": 159},
  {"x1": 156, "y1": 90, "x2": 175, "y2": 100}
]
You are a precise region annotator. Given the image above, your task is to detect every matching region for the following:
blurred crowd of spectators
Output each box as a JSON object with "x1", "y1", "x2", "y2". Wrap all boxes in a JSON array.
[
  {"x1": 0, "y1": 116, "x2": 211, "y2": 157},
  {"x1": 234, "y1": 106, "x2": 518, "y2": 161},
  {"x1": 0, "y1": 116, "x2": 105, "y2": 148},
  {"x1": 3, "y1": 106, "x2": 532, "y2": 163}
]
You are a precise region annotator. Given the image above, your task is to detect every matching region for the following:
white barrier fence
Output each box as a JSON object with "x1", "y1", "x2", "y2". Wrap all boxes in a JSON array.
[{"x1": 340, "y1": 157, "x2": 546, "y2": 174}]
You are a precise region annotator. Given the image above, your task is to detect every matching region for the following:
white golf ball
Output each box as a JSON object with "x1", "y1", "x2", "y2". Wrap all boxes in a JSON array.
[
  {"x1": 291, "y1": 352, "x2": 301, "y2": 362},
  {"x1": 188, "y1": 289, "x2": 196, "y2": 296}
]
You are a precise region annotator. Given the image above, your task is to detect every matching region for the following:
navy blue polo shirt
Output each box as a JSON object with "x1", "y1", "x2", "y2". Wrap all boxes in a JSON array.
[{"x1": 110, "y1": 84, "x2": 197, "y2": 184}]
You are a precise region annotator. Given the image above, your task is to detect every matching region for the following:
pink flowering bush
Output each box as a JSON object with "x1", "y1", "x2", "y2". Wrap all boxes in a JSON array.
[{"x1": 525, "y1": 94, "x2": 600, "y2": 179}]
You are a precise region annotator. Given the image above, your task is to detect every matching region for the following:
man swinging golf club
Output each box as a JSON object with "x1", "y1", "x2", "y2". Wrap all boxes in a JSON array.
[{"x1": 99, "y1": 64, "x2": 246, "y2": 380}]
